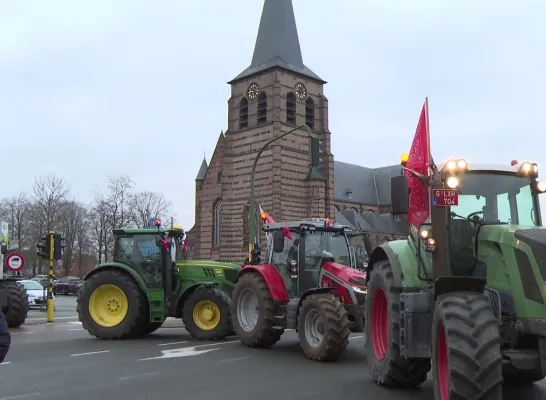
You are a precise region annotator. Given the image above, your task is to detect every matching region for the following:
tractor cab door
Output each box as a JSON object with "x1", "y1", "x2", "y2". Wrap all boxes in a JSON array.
[
  {"x1": 114, "y1": 234, "x2": 163, "y2": 289},
  {"x1": 269, "y1": 229, "x2": 300, "y2": 297},
  {"x1": 298, "y1": 230, "x2": 324, "y2": 293}
]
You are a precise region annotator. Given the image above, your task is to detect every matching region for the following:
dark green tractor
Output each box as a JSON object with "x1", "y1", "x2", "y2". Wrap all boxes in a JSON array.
[
  {"x1": 365, "y1": 158, "x2": 546, "y2": 398},
  {"x1": 77, "y1": 225, "x2": 240, "y2": 340}
]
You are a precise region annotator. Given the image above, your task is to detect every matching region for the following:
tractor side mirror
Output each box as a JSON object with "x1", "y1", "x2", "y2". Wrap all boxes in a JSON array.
[
  {"x1": 391, "y1": 175, "x2": 410, "y2": 215},
  {"x1": 273, "y1": 230, "x2": 285, "y2": 253}
]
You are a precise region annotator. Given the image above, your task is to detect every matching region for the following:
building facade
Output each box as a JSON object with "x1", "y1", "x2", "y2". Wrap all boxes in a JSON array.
[{"x1": 187, "y1": 0, "x2": 403, "y2": 263}]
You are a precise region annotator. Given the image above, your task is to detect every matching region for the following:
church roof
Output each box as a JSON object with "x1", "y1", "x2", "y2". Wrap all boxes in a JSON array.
[
  {"x1": 333, "y1": 161, "x2": 402, "y2": 206},
  {"x1": 229, "y1": 0, "x2": 324, "y2": 84},
  {"x1": 195, "y1": 158, "x2": 208, "y2": 181}
]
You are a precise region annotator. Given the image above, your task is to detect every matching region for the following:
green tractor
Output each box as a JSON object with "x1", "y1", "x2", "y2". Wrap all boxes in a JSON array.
[
  {"x1": 0, "y1": 245, "x2": 28, "y2": 328},
  {"x1": 366, "y1": 158, "x2": 546, "y2": 399},
  {"x1": 77, "y1": 225, "x2": 241, "y2": 340}
]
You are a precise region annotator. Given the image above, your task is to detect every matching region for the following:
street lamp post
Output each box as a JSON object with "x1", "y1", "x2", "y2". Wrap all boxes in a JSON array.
[{"x1": 247, "y1": 124, "x2": 313, "y2": 263}]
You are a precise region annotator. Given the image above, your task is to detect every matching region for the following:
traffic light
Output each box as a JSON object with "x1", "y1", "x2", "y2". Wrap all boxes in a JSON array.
[
  {"x1": 36, "y1": 235, "x2": 51, "y2": 259},
  {"x1": 251, "y1": 246, "x2": 261, "y2": 265},
  {"x1": 53, "y1": 233, "x2": 65, "y2": 260},
  {"x1": 309, "y1": 137, "x2": 323, "y2": 167},
  {"x1": 0, "y1": 243, "x2": 6, "y2": 255}
]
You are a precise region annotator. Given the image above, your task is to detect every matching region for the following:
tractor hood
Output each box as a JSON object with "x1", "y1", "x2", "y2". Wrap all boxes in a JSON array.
[
  {"x1": 322, "y1": 261, "x2": 367, "y2": 288},
  {"x1": 477, "y1": 224, "x2": 545, "y2": 247}
]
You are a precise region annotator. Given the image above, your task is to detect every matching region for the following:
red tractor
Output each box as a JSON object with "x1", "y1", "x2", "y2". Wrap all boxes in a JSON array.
[{"x1": 231, "y1": 219, "x2": 367, "y2": 361}]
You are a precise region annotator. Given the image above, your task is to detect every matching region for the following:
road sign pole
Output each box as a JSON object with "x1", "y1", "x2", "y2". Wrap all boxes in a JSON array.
[
  {"x1": 47, "y1": 231, "x2": 55, "y2": 323},
  {"x1": 0, "y1": 253, "x2": 3, "y2": 279}
]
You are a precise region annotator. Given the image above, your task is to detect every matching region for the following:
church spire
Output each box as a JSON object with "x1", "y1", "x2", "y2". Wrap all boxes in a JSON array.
[
  {"x1": 229, "y1": 0, "x2": 324, "y2": 83},
  {"x1": 195, "y1": 157, "x2": 208, "y2": 181}
]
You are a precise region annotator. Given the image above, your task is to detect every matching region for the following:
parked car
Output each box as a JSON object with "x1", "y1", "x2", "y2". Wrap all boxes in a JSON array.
[
  {"x1": 17, "y1": 280, "x2": 55, "y2": 309},
  {"x1": 33, "y1": 274, "x2": 58, "y2": 282},
  {"x1": 52, "y1": 277, "x2": 83, "y2": 295}
]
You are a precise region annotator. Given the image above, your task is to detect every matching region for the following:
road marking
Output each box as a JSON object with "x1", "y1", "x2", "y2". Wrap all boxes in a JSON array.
[
  {"x1": 26, "y1": 316, "x2": 78, "y2": 321},
  {"x1": 9, "y1": 331, "x2": 35, "y2": 335},
  {"x1": 139, "y1": 346, "x2": 219, "y2": 361},
  {"x1": 118, "y1": 372, "x2": 159, "y2": 380},
  {"x1": 67, "y1": 321, "x2": 82, "y2": 325},
  {"x1": 350, "y1": 335, "x2": 364, "y2": 340},
  {"x1": 219, "y1": 356, "x2": 250, "y2": 363},
  {"x1": 71, "y1": 350, "x2": 110, "y2": 357},
  {"x1": 193, "y1": 340, "x2": 239, "y2": 348},
  {"x1": 0, "y1": 393, "x2": 41, "y2": 400},
  {"x1": 67, "y1": 328, "x2": 84, "y2": 331},
  {"x1": 1, "y1": 362, "x2": 11, "y2": 365},
  {"x1": 158, "y1": 341, "x2": 188, "y2": 346}
]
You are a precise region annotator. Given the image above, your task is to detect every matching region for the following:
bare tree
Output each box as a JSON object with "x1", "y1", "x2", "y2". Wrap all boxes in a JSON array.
[
  {"x1": 129, "y1": 191, "x2": 172, "y2": 228},
  {"x1": 59, "y1": 200, "x2": 87, "y2": 275},
  {"x1": 106, "y1": 175, "x2": 134, "y2": 230},
  {"x1": 0, "y1": 192, "x2": 30, "y2": 251},
  {"x1": 33, "y1": 174, "x2": 69, "y2": 233}
]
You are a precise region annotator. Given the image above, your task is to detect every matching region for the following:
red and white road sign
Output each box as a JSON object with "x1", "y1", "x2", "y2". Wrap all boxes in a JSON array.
[{"x1": 5, "y1": 252, "x2": 25, "y2": 272}]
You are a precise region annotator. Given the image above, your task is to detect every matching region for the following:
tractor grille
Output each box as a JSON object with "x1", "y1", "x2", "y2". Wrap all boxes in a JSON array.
[
  {"x1": 202, "y1": 268, "x2": 216, "y2": 278},
  {"x1": 487, "y1": 289, "x2": 516, "y2": 317},
  {"x1": 223, "y1": 268, "x2": 239, "y2": 283}
]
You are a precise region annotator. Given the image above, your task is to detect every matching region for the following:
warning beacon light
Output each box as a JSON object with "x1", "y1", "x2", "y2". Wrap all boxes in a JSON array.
[{"x1": 401, "y1": 153, "x2": 409, "y2": 166}]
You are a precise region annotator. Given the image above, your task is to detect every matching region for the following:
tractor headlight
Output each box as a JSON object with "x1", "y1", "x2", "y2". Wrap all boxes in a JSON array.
[
  {"x1": 419, "y1": 228, "x2": 430, "y2": 239},
  {"x1": 352, "y1": 286, "x2": 367, "y2": 294},
  {"x1": 443, "y1": 158, "x2": 467, "y2": 172},
  {"x1": 426, "y1": 238, "x2": 436, "y2": 252},
  {"x1": 520, "y1": 161, "x2": 538, "y2": 177},
  {"x1": 536, "y1": 181, "x2": 546, "y2": 193},
  {"x1": 446, "y1": 176, "x2": 460, "y2": 189}
]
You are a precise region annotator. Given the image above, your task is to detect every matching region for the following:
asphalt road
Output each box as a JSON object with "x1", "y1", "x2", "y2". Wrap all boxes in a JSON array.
[
  {"x1": 25, "y1": 294, "x2": 80, "y2": 325},
  {"x1": 1, "y1": 297, "x2": 545, "y2": 400}
]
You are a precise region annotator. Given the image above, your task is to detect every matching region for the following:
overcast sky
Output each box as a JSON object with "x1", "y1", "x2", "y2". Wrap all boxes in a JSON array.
[{"x1": 1, "y1": 0, "x2": 544, "y2": 229}]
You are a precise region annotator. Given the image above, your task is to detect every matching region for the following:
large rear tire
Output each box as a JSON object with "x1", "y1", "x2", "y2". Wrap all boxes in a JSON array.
[
  {"x1": 297, "y1": 293, "x2": 350, "y2": 361},
  {"x1": 433, "y1": 292, "x2": 503, "y2": 400},
  {"x1": 77, "y1": 270, "x2": 147, "y2": 340},
  {"x1": 2, "y1": 282, "x2": 28, "y2": 328},
  {"x1": 231, "y1": 272, "x2": 283, "y2": 348},
  {"x1": 182, "y1": 286, "x2": 232, "y2": 341},
  {"x1": 366, "y1": 260, "x2": 431, "y2": 387}
]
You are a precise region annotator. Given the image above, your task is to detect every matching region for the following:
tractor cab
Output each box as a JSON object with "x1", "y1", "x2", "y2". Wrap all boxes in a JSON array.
[
  {"x1": 263, "y1": 219, "x2": 357, "y2": 296},
  {"x1": 394, "y1": 159, "x2": 546, "y2": 281},
  {"x1": 112, "y1": 224, "x2": 185, "y2": 298}
]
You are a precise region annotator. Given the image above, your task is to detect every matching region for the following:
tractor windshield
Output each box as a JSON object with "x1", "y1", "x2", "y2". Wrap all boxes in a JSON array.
[
  {"x1": 304, "y1": 230, "x2": 353, "y2": 266},
  {"x1": 451, "y1": 172, "x2": 540, "y2": 226}
]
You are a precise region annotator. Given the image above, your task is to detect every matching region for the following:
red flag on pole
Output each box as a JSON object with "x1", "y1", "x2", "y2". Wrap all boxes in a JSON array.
[
  {"x1": 404, "y1": 99, "x2": 431, "y2": 228},
  {"x1": 258, "y1": 204, "x2": 293, "y2": 240}
]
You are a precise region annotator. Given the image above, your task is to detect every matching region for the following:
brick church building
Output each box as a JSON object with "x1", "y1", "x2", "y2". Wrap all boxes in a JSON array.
[{"x1": 187, "y1": 0, "x2": 405, "y2": 263}]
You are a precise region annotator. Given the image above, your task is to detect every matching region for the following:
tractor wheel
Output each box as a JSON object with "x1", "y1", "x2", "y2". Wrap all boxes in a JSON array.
[
  {"x1": 366, "y1": 260, "x2": 431, "y2": 387},
  {"x1": 297, "y1": 293, "x2": 350, "y2": 361},
  {"x1": 2, "y1": 282, "x2": 29, "y2": 328},
  {"x1": 182, "y1": 286, "x2": 232, "y2": 341},
  {"x1": 136, "y1": 321, "x2": 164, "y2": 337},
  {"x1": 77, "y1": 270, "x2": 148, "y2": 340},
  {"x1": 433, "y1": 292, "x2": 503, "y2": 399},
  {"x1": 231, "y1": 272, "x2": 284, "y2": 348}
]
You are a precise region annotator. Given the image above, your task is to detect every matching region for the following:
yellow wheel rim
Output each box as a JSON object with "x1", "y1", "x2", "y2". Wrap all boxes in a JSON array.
[
  {"x1": 192, "y1": 300, "x2": 221, "y2": 330},
  {"x1": 88, "y1": 284, "x2": 129, "y2": 327}
]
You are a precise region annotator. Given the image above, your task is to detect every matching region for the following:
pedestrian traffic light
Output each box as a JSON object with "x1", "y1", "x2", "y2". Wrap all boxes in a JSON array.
[
  {"x1": 36, "y1": 235, "x2": 50, "y2": 260},
  {"x1": 53, "y1": 233, "x2": 65, "y2": 261},
  {"x1": 0, "y1": 244, "x2": 6, "y2": 255},
  {"x1": 309, "y1": 137, "x2": 323, "y2": 167}
]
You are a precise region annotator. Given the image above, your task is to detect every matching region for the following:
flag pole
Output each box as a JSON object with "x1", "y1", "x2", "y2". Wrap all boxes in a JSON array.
[{"x1": 424, "y1": 97, "x2": 432, "y2": 168}]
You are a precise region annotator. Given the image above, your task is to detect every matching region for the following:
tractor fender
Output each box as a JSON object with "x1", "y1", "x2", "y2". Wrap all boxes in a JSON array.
[
  {"x1": 175, "y1": 282, "x2": 220, "y2": 317},
  {"x1": 82, "y1": 263, "x2": 149, "y2": 295},
  {"x1": 236, "y1": 264, "x2": 289, "y2": 302},
  {"x1": 367, "y1": 243, "x2": 403, "y2": 288}
]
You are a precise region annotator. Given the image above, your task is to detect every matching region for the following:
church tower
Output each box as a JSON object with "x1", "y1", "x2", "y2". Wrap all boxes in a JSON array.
[{"x1": 194, "y1": 0, "x2": 334, "y2": 263}]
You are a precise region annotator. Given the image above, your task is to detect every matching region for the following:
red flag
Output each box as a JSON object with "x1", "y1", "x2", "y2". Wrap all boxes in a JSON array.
[
  {"x1": 404, "y1": 101, "x2": 431, "y2": 228},
  {"x1": 258, "y1": 204, "x2": 293, "y2": 240}
]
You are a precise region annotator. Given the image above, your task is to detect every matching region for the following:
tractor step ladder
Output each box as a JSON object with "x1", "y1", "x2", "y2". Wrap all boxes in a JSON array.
[{"x1": 147, "y1": 288, "x2": 165, "y2": 322}]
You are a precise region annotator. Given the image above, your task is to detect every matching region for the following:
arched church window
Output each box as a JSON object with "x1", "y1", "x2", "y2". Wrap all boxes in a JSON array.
[
  {"x1": 257, "y1": 92, "x2": 267, "y2": 125},
  {"x1": 286, "y1": 92, "x2": 296, "y2": 125},
  {"x1": 213, "y1": 200, "x2": 222, "y2": 248},
  {"x1": 305, "y1": 97, "x2": 315, "y2": 130},
  {"x1": 239, "y1": 97, "x2": 249, "y2": 129}
]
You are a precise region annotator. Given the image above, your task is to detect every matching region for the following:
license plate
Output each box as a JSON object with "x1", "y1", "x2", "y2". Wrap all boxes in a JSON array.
[{"x1": 432, "y1": 189, "x2": 458, "y2": 206}]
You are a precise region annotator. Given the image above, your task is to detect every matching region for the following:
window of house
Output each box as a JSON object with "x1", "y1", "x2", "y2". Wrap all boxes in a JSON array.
[
  {"x1": 286, "y1": 92, "x2": 296, "y2": 125},
  {"x1": 213, "y1": 201, "x2": 222, "y2": 248},
  {"x1": 239, "y1": 97, "x2": 248, "y2": 129},
  {"x1": 217, "y1": 171, "x2": 222, "y2": 183},
  {"x1": 257, "y1": 92, "x2": 267, "y2": 125},
  {"x1": 305, "y1": 97, "x2": 315, "y2": 130}
]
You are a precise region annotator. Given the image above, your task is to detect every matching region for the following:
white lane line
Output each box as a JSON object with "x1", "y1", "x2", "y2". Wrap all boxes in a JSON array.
[
  {"x1": 70, "y1": 350, "x2": 110, "y2": 357},
  {"x1": 67, "y1": 328, "x2": 84, "y2": 331},
  {"x1": 9, "y1": 331, "x2": 35, "y2": 335},
  {"x1": 219, "y1": 356, "x2": 250, "y2": 363},
  {"x1": 26, "y1": 316, "x2": 78, "y2": 321},
  {"x1": 1, "y1": 362, "x2": 11, "y2": 365},
  {"x1": 193, "y1": 340, "x2": 239, "y2": 348},
  {"x1": 350, "y1": 335, "x2": 364, "y2": 340},
  {"x1": 0, "y1": 393, "x2": 41, "y2": 400},
  {"x1": 158, "y1": 341, "x2": 188, "y2": 346},
  {"x1": 118, "y1": 372, "x2": 159, "y2": 380},
  {"x1": 67, "y1": 321, "x2": 82, "y2": 325}
]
